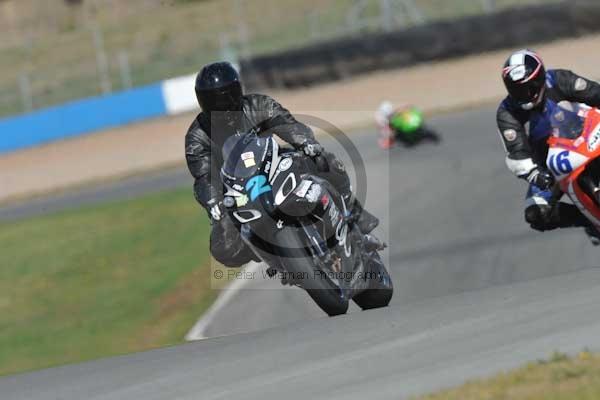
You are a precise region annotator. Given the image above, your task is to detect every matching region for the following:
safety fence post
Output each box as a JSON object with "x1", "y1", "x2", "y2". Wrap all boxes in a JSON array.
[
  {"x1": 18, "y1": 72, "x2": 34, "y2": 113},
  {"x1": 481, "y1": 0, "x2": 497, "y2": 14},
  {"x1": 91, "y1": 24, "x2": 112, "y2": 94},
  {"x1": 118, "y1": 51, "x2": 133, "y2": 90}
]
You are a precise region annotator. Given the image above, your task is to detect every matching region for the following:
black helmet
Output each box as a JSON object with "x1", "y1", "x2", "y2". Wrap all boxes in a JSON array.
[
  {"x1": 195, "y1": 62, "x2": 243, "y2": 113},
  {"x1": 502, "y1": 50, "x2": 546, "y2": 110}
]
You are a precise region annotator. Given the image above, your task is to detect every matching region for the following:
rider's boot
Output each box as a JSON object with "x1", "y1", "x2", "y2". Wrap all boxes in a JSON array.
[
  {"x1": 343, "y1": 194, "x2": 379, "y2": 234},
  {"x1": 363, "y1": 234, "x2": 387, "y2": 252}
]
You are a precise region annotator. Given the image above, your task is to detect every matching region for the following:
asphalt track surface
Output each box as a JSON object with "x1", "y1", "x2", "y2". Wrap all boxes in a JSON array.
[{"x1": 3, "y1": 106, "x2": 600, "y2": 399}]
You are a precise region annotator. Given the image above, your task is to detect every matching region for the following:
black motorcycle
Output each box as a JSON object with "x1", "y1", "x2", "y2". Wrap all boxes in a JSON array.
[{"x1": 220, "y1": 133, "x2": 393, "y2": 316}]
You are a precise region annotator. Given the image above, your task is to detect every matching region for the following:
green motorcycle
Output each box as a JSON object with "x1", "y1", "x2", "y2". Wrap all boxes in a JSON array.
[{"x1": 386, "y1": 107, "x2": 441, "y2": 148}]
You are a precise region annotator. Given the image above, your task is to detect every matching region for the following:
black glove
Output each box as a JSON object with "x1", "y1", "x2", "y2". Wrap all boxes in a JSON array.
[
  {"x1": 301, "y1": 142, "x2": 323, "y2": 158},
  {"x1": 525, "y1": 168, "x2": 555, "y2": 190}
]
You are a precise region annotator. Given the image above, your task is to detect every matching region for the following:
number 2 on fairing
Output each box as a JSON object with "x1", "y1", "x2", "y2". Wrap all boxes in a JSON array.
[
  {"x1": 548, "y1": 150, "x2": 573, "y2": 176},
  {"x1": 246, "y1": 175, "x2": 271, "y2": 201}
]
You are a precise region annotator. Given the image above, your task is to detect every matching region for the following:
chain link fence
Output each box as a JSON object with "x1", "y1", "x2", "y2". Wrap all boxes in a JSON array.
[{"x1": 0, "y1": 0, "x2": 557, "y2": 118}]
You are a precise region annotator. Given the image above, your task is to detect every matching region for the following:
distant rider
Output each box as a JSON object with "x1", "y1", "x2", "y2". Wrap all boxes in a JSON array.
[
  {"x1": 375, "y1": 101, "x2": 439, "y2": 149},
  {"x1": 185, "y1": 62, "x2": 379, "y2": 266},
  {"x1": 497, "y1": 49, "x2": 600, "y2": 241}
]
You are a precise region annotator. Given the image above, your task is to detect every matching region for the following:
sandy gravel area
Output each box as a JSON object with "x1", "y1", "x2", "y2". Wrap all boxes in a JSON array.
[{"x1": 2, "y1": 34, "x2": 600, "y2": 202}]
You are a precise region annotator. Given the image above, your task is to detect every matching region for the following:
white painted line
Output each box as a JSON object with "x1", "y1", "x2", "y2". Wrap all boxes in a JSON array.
[{"x1": 185, "y1": 261, "x2": 263, "y2": 341}]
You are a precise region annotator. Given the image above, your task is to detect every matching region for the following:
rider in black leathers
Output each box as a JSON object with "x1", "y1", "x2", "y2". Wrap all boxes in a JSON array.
[
  {"x1": 185, "y1": 62, "x2": 378, "y2": 266},
  {"x1": 497, "y1": 49, "x2": 600, "y2": 239}
]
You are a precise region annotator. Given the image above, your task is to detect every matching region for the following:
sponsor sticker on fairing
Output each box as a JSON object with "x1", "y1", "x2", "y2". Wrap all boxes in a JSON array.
[
  {"x1": 328, "y1": 203, "x2": 340, "y2": 226},
  {"x1": 278, "y1": 157, "x2": 293, "y2": 171},
  {"x1": 588, "y1": 125, "x2": 600, "y2": 151},
  {"x1": 241, "y1": 151, "x2": 255, "y2": 168},
  {"x1": 305, "y1": 184, "x2": 322, "y2": 202},
  {"x1": 295, "y1": 180, "x2": 312, "y2": 198},
  {"x1": 235, "y1": 194, "x2": 249, "y2": 207}
]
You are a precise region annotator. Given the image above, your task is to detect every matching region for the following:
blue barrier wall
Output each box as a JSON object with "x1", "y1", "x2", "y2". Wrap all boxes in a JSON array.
[{"x1": 0, "y1": 83, "x2": 167, "y2": 154}]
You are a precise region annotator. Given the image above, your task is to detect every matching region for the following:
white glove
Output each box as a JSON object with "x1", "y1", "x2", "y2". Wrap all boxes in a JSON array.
[{"x1": 209, "y1": 201, "x2": 224, "y2": 221}]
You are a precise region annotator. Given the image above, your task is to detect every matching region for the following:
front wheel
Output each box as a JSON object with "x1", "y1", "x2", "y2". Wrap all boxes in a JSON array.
[{"x1": 275, "y1": 228, "x2": 349, "y2": 316}]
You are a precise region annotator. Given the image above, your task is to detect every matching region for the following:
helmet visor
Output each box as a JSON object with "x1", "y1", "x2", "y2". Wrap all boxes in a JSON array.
[
  {"x1": 507, "y1": 71, "x2": 545, "y2": 105},
  {"x1": 510, "y1": 82, "x2": 544, "y2": 104},
  {"x1": 197, "y1": 82, "x2": 242, "y2": 112}
]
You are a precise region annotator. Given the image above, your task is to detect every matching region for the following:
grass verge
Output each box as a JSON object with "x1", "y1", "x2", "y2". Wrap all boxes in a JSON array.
[
  {"x1": 416, "y1": 350, "x2": 600, "y2": 400},
  {"x1": 0, "y1": 187, "x2": 218, "y2": 376}
]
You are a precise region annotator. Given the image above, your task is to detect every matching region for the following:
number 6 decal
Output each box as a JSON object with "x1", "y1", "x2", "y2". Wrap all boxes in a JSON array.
[{"x1": 548, "y1": 150, "x2": 573, "y2": 176}]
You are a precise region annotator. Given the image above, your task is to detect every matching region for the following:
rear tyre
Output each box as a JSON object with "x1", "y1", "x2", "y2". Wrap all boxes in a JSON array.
[
  {"x1": 353, "y1": 251, "x2": 393, "y2": 310},
  {"x1": 275, "y1": 228, "x2": 349, "y2": 316}
]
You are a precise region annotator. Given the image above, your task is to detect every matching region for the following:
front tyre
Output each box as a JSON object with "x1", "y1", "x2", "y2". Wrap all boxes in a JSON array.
[{"x1": 275, "y1": 228, "x2": 349, "y2": 316}]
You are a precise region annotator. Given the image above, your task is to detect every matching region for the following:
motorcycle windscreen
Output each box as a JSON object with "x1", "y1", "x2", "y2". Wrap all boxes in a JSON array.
[
  {"x1": 222, "y1": 134, "x2": 270, "y2": 180},
  {"x1": 547, "y1": 101, "x2": 586, "y2": 140}
]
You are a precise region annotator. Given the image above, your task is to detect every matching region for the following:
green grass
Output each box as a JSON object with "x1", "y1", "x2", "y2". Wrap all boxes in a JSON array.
[
  {"x1": 0, "y1": 187, "x2": 218, "y2": 376},
  {"x1": 416, "y1": 350, "x2": 600, "y2": 400},
  {"x1": 0, "y1": 0, "x2": 560, "y2": 117}
]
